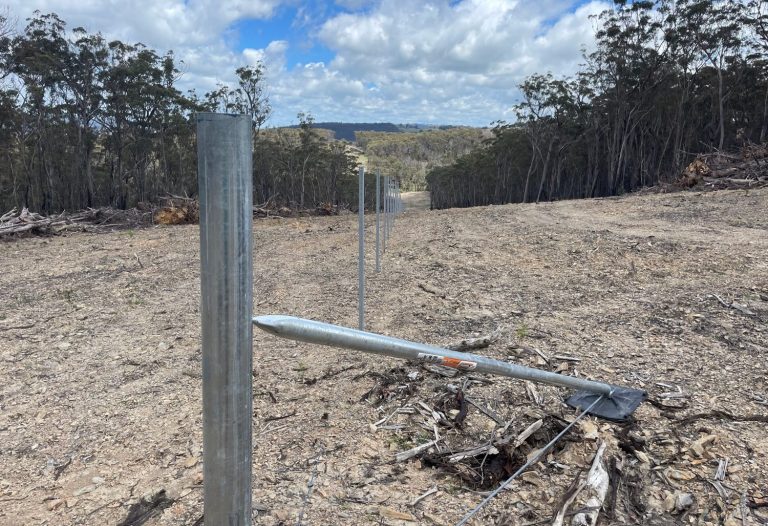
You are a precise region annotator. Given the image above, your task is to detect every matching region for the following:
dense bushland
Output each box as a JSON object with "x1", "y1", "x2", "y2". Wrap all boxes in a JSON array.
[
  {"x1": 357, "y1": 128, "x2": 488, "y2": 191},
  {"x1": 428, "y1": 1, "x2": 768, "y2": 209},
  {"x1": 0, "y1": 12, "x2": 360, "y2": 213}
]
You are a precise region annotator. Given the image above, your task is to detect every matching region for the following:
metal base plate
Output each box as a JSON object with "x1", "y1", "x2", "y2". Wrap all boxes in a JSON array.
[{"x1": 566, "y1": 387, "x2": 648, "y2": 422}]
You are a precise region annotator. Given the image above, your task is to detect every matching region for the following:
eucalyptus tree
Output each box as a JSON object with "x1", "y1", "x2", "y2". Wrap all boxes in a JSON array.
[
  {"x1": 427, "y1": 0, "x2": 763, "y2": 209},
  {"x1": 678, "y1": 0, "x2": 745, "y2": 151}
]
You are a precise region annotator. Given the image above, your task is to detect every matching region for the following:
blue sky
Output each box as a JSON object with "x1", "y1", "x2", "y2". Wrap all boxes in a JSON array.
[
  {"x1": 233, "y1": 7, "x2": 335, "y2": 68},
  {"x1": 5, "y1": 0, "x2": 608, "y2": 126}
]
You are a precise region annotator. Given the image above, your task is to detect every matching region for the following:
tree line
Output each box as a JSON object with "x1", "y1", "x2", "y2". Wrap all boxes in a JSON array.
[
  {"x1": 428, "y1": 0, "x2": 768, "y2": 209},
  {"x1": 0, "y1": 12, "x2": 361, "y2": 214},
  {"x1": 357, "y1": 128, "x2": 487, "y2": 192}
]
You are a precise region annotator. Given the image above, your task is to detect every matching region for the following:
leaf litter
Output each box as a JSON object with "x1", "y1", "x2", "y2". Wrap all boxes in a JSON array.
[{"x1": 0, "y1": 189, "x2": 766, "y2": 525}]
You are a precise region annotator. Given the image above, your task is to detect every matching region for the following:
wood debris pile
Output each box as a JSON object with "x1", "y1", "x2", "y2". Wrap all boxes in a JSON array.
[
  {"x1": 0, "y1": 207, "x2": 152, "y2": 238},
  {"x1": 254, "y1": 200, "x2": 345, "y2": 218},
  {"x1": 153, "y1": 195, "x2": 199, "y2": 225},
  {"x1": 353, "y1": 326, "x2": 768, "y2": 525},
  {"x1": 2, "y1": 197, "x2": 347, "y2": 238},
  {"x1": 680, "y1": 143, "x2": 768, "y2": 189}
]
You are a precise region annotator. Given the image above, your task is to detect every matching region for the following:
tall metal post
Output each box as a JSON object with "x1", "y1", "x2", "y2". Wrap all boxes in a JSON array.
[
  {"x1": 391, "y1": 178, "x2": 396, "y2": 230},
  {"x1": 384, "y1": 176, "x2": 389, "y2": 241},
  {"x1": 375, "y1": 170, "x2": 381, "y2": 273},
  {"x1": 197, "y1": 113, "x2": 253, "y2": 526},
  {"x1": 358, "y1": 166, "x2": 365, "y2": 330}
]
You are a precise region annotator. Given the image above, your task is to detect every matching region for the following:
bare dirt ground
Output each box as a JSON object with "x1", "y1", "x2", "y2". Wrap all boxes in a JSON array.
[
  {"x1": 1, "y1": 188, "x2": 767, "y2": 526},
  {"x1": 402, "y1": 191, "x2": 431, "y2": 211}
]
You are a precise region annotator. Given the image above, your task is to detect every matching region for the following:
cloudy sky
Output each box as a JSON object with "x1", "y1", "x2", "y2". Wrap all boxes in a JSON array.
[{"x1": 5, "y1": 0, "x2": 608, "y2": 126}]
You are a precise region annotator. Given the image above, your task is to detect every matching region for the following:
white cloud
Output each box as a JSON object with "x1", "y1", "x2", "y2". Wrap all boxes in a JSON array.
[
  {"x1": 269, "y1": 0, "x2": 607, "y2": 125},
  {"x1": 4, "y1": 0, "x2": 608, "y2": 126},
  {"x1": 5, "y1": 0, "x2": 286, "y2": 97}
]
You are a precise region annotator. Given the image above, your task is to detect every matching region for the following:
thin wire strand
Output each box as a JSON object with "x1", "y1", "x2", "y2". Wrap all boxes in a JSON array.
[{"x1": 454, "y1": 396, "x2": 605, "y2": 526}]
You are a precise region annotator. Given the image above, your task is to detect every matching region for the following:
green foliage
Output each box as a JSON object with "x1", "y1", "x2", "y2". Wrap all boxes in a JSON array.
[
  {"x1": 0, "y1": 12, "x2": 357, "y2": 214},
  {"x1": 253, "y1": 113, "x2": 360, "y2": 209},
  {"x1": 358, "y1": 127, "x2": 487, "y2": 191}
]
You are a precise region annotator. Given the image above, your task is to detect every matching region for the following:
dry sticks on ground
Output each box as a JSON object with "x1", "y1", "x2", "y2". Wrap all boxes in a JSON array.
[
  {"x1": 680, "y1": 145, "x2": 768, "y2": 189},
  {"x1": 0, "y1": 207, "x2": 151, "y2": 237}
]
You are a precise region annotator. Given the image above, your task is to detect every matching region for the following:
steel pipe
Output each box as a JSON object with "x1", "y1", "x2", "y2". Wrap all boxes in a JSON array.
[
  {"x1": 358, "y1": 166, "x2": 365, "y2": 330},
  {"x1": 375, "y1": 170, "x2": 381, "y2": 273},
  {"x1": 253, "y1": 315, "x2": 615, "y2": 396},
  {"x1": 197, "y1": 113, "x2": 253, "y2": 526}
]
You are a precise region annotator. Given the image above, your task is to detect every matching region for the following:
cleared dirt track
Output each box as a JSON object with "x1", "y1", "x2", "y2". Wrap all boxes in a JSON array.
[{"x1": 1, "y1": 188, "x2": 766, "y2": 525}]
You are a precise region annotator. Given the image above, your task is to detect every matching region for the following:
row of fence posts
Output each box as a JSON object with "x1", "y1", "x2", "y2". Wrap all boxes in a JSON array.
[
  {"x1": 358, "y1": 166, "x2": 403, "y2": 330},
  {"x1": 196, "y1": 115, "x2": 641, "y2": 525},
  {"x1": 198, "y1": 115, "x2": 409, "y2": 525}
]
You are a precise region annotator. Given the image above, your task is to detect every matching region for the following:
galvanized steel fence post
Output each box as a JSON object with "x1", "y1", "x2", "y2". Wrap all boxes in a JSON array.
[
  {"x1": 197, "y1": 113, "x2": 253, "y2": 526},
  {"x1": 375, "y1": 170, "x2": 381, "y2": 273},
  {"x1": 386, "y1": 177, "x2": 392, "y2": 238},
  {"x1": 358, "y1": 166, "x2": 365, "y2": 330},
  {"x1": 382, "y1": 176, "x2": 388, "y2": 249}
]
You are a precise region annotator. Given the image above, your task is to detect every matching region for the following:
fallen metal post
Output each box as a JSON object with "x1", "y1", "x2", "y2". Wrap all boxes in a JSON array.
[
  {"x1": 358, "y1": 166, "x2": 365, "y2": 331},
  {"x1": 375, "y1": 170, "x2": 381, "y2": 273},
  {"x1": 253, "y1": 315, "x2": 646, "y2": 421},
  {"x1": 197, "y1": 113, "x2": 253, "y2": 525}
]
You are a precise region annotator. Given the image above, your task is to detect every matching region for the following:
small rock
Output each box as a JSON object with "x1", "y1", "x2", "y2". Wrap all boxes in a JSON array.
[
  {"x1": 634, "y1": 450, "x2": 650, "y2": 464},
  {"x1": 667, "y1": 468, "x2": 695, "y2": 481},
  {"x1": 664, "y1": 493, "x2": 676, "y2": 512},
  {"x1": 272, "y1": 509, "x2": 292, "y2": 521},
  {"x1": 65, "y1": 498, "x2": 78, "y2": 508},
  {"x1": 690, "y1": 435, "x2": 717, "y2": 457},
  {"x1": 46, "y1": 499, "x2": 64, "y2": 511},
  {"x1": 58, "y1": 342, "x2": 71, "y2": 351},
  {"x1": 675, "y1": 493, "x2": 694, "y2": 513},
  {"x1": 520, "y1": 471, "x2": 542, "y2": 487},
  {"x1": 92, "y1": 476, "x2": 105, "y2": 485},
  {"x1": 580, "y1": 420, "x2": 599, "y2": 440},
  {"x1": 183, "y1": 456, "x2": 198, "y2": 468}
]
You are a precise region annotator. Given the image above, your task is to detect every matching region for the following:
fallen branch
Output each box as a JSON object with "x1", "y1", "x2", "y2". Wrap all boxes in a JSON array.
[
  {"x1": 263, "y1": 410, "x2": 297, "y2": 422},
  {"x1": 572, "y1": 441, "x2": 608, "y2": 526},
  {"x1": 552, "y1": 473, "x2": 585, "y2": 526},
  {"x1": 447, "y1": 332, "x2": 498, "y2": 352},
  {"x1": 709, "y1": 294, "x2": 756, "y2": 316},
  {"x1": 395, "y1": 440, "x2": 439, "y2": 462},
  {"x1": 296, "y1": 448, "x2": 324, "y2": 526},
  {"x1": 410, "y1": 486, "x2": 438, "y2": 507},
  {"x1": 445, "y1": 385, "x2": 505, "y2": 425},
  {"x1": 418, "y1": 282, "x2": 446, "y2": 298},
  {"x1": 448, "y1": 444, "x2": 499, "y2": 463}
]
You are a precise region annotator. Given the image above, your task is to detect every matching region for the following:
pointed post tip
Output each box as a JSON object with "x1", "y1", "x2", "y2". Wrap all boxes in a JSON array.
[{"x1": 252, "y1": 315, "x2": 293, "y2": 335}]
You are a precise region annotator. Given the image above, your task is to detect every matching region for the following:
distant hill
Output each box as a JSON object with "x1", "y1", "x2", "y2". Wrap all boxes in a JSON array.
[{"x1": 285, "y1": 122, "x2": 401, "y2": 141}]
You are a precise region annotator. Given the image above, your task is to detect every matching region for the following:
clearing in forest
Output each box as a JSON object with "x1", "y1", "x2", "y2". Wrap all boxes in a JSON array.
[{"x1": 0, "y1": 188, "x2": 766, "y2": 525}]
